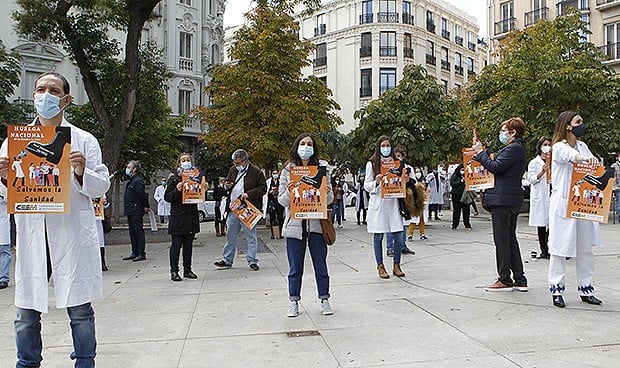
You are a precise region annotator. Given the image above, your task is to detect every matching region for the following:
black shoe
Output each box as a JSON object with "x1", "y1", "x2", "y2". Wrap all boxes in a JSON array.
[
  {"x1": 583, "y1": 170, "x2": 614, "y2": 191},
  {"x1": 553, "y1": 295, "x2": 565, "y2": 308},
  {"x1": 299, "y1": 166, "x2": 326, "y2": 189},
  {"x1": 401, "y1": 248, "x2": 415, "y2": 255},
  {"x1": 102, "y1": 263, "x2": 108, "y2": 272},
  {"x1": 0, "y1": 281, "x2": 8, "y2": 289},
  {"x1": 123, "y1": 254, "x2": 137, "y2": 260},
  {"x1": 25, "y1": 128, "x2": 71, "y2": 165},
  {"x1": 249, "y1": 264, "x2": 260, "y2": 271},
  {"x1": 214, "y1": 260, "x2": 232, "y2": 269},
  {"x1": 580, "y1": 295, "x2": 602, "y2": 305},
  {"x1": 538, "y1": 252, "x2": 550, "y2": 259},
  {"x1": 132, "y1": 255, "x2": 146, "y2": 262},
  {"x1": 184, "y1": 271, "x2": 198, "y2": 279},
  {"x1": 171, "y1": 272, "x2": 182, "y2": 282}
]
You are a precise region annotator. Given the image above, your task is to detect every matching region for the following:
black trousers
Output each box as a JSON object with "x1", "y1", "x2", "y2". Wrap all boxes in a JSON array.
[
  {"x1": 169, "y1": 233, "x2": 194, "y2": 273},
  {"x1": 127, "y1": 215, "x2": 146, "y2": 257},
  {"x1": 490, "y1": 206, "x2": 526, "y2": 286},
  {"x1": 451, "y1": 198, "x2": 471, "y2": 229},
  {"x1": 537, "y1": 226, "x2": 549, "y2": 254}
]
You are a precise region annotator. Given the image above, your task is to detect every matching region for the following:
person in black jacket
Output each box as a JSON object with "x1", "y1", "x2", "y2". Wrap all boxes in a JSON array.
[
  {"x1": 472, "y1": 117, "x2": 528, "y2": 292},
  {"x1": 213, "y1": 177, "x2": 228, "y2": 237},
  {"x1": 123, "y1": 160, "x2": 150, "y2": 262},
  {"x1": 449, "y1": 164, "x2": 472, "y2": 230},
  {"x1": 165, "y1": 153, "x2": 201, "y2": 281}
]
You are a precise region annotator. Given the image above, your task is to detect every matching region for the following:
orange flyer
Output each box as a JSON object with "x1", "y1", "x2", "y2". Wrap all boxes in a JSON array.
[
  {"x1": 181, "y1": 169, "x2": 206, "y2": 204},
  {"x1": 92, "y1": 197, "x2": 104, "y2": 220},
  {"x1": 6, "y1": 125, "x2": 71, "y2": 213},
  {"x1": 462, "y1": 148, "x2": 495, "y2": 191},
  {"x1": 230, "y1": 196, "x2": 263, "y2": 229},
  {"x1": 566, "y1": 163, "x2": 614, "y2": 223},
  {"x1": 380, "y1": 159, "x2": 405, "y2": 199},
  {"x1": 290, "y1": 166, "x2": 328, "y2": 219}
]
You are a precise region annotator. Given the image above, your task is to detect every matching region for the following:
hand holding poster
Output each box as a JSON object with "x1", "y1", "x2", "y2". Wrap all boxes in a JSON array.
[
  {"x1": 230, "y1": 196, "x2": 263, "y2": 229},
  {"x1": 462, "y1": 148, "x2": 495, "y2": 191},
  {"x1": 6, "y1": 125, "x2": 71, "y2": 213},
  {"x1": 290, "y1": 166, "x2": 328, "y2": 219},
  {"x1": 567, "y1": 163, "x2": 614, "y2": 223},
  {"x1": 181, "y1": 169, "x2": 206, "y2": 204},
  {"x1": 380, "y1": 159, "x2": 405, "y2": 199}
]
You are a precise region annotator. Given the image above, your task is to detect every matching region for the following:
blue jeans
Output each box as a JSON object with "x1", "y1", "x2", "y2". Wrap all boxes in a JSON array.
[
  {"x1": 15, "y1": 303, "x2": 96, "y2": 368},
  {"x1": 374, "y1": 232, "x2": 403, "y2": 265},
  {"x1": 0, "y1": 244, "x2": 11, "y2": 283},
  {"x1": 286, "y1": 232, "x2": 330, "y2": 301},
  {"x1": 331, "y1": 199, "x2": 343, "y2": 225},
  {"x1": 221, "y1": 212, "x2": 258, "y2": 265},
  {"x1": 616, "y1": 191, "x2": 620, "y2": 220},
  {"x1": 386, "y1": 227, "x2": 408, "y2": 252}
]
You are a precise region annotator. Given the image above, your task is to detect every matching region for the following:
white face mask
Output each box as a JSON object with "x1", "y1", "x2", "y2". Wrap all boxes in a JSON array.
[
  {"x1": 180, "y1": 161, "x2": 192, "y2": 170},
  {"x1": 541, "y1": 145, "x2": 551, "y2": 154}
]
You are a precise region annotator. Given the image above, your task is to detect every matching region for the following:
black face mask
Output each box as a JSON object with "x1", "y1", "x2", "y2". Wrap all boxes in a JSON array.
[{"x1": 570, "y1": 123, "x2": 586, "y2": 138}]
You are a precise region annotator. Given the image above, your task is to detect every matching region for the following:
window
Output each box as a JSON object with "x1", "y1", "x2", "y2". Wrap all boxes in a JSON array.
[
  {"x1": 403, "y1": 33, "x2": 413, "y2": 58},
  {"x1": 441, "y1": 47, "x2": 450, "y2": 70},
  {"x1": 380, "y1": 32, "x2": 396, "y2": 56},
  {"x1": 315, "y1": 14, "x2": 326, "y2": 36},
  {"x1": 211, "y1": 44, "x2": 220, "y2": 65},
  {"x1": 360, "y1": 0, "x2": 373, "y2": 24},
  {"x1": 360, "y1": 68, "x2": 372, "y2": 97},
  {"x1": 603, "y1": 23, "x2": 620, "y2": 60},
  {"x1": 319, "y1": 76, "x2": 327, "y2": 85},
  {"x1": 455, "y1": 25, "x2": 463, "y2": 45},
  {"x1": 525, "y1": 0, "x2": 548, "y2": 26},
  {"x1": 441, "y1": 18, "x2": 450, "y2": 39},
  {"x1": 426, "y1": 11, "x2": 435, "y2": 33},
  {"x1": 496, "y1": 1, "x2": 515, "y2": 35},
  {"x1": 315, "y1": 43, "x2": 327, "y2": 66},
  {"x1": 467, "y1": 57, "x2": 474, "y2": 75},
  {"x1": 179, "y1": 90, "x2": 192, "y2": 114},
  {"x1": 360, "y1": 32, "x2": 372, "y2": 57},
  {"x1": 402, "y1": 1, "x2": 413, "y2": 24},
  {"x1": 379, "y1": 68, "x2": 396, "y2": 94},
  {"x1": 455, "y1": 52, "x2": 463, "y2": 75},
  {"x1": 441, "y1": 79, "x2": 448, "y2": 93},
  {"x1": 501, "y1": 1, "x2": 514, "y2": 20},
  {"x1": 468, "y1": 31, "x2": 476, "y2": 51},
  {"x1": 426, "y1": 40, "x2": 436, "y2": 65},
  {"x1": 180, "y1": 32, "x2": 192, "y2": 58},
  {"x1": 180, "y1": 0, "x2": 191, "y2": 5},
  {"x1": 378, "y1": 0, "x2": 397, "y2": 23}
]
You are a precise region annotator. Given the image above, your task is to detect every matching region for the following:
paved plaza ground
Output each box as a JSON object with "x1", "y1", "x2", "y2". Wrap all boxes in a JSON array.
[{"x1": 0, "y1": 207, "x2": 619, "y2": 367}]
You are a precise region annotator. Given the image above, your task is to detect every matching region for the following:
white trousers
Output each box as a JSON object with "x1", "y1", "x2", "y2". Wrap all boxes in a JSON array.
[{"x1": 548, "y1": 243, "x2": 595, "y2": 296}]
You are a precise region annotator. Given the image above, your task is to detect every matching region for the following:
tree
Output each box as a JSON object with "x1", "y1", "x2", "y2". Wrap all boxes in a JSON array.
[
  {"x1": 0, "y1": 40, "x2": 25, "y2": 137},
  {"x1": 195, "y1": 1, "x2": 342, "y2": 169},
  {"x1": 467, "y1": 11, "x2": 620, "y2": 159},
  {"x1": 13, "y1": 0, "x2": 163, "y2": 170},
  {"x1": 350, "y1": 65, "x2": 464, "y2": 168}
]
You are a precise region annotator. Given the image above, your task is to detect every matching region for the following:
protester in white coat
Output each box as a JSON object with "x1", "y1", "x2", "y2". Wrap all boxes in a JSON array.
[
  {"x1": 548, "y1": 111, "x2": 603, "y2": 308},
  {"x1": 153, "y1": 177, "x2": 171, "y2": 223},
  {"x1": 527, "y1": 137, "x2": 552, "y2": 259},
  {"x1": 364, "y1": 135, "x2": 406, "y2": 279},
  {"x1": 426, "y1": 169, "x2": 445, "y2": 220},
  {"x1": 0, "y1": 72, "x2": 110, "y2": 368}
]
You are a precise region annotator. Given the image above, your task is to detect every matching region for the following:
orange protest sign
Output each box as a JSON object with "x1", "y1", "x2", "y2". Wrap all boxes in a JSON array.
[
  {"x1": 92, "y1": 197, "x2": 104, "y2": 220},
  {"x1": 181, "y1": 169, "x2": 206, "y2": 204},
  {"x1": 462, "y1": 148, "x2": 495, "y2": 191},
  {"x1": 6, "y1": 125, "x2": 71, "y2": 213},
  {"x1": 380, "y1": 159, "x2": 405, "y2": 199},
  {"x1": 230, "y1": 197, "x2": 263, "y2": 229},
  {"x1": 290, "y1": 166, "x2": 328, "y2": 219},
  {"x1": 566, "y1": 163, "x2": 614, "y2": 223}
]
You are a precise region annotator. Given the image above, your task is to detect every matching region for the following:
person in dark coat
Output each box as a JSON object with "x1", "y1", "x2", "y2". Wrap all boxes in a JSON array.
[
  {"x1": 165, "y1": 153, "x2": 201, "y2": 281},
  {"x1": 123, "y1": 160, "x2": 150, "y2": 261},
  {"x1": 472, "y1": 117, "x2": 528, "y2": 292},
  {"x1": 450, "y1": 164, "x2": 472, "y2": 230}
]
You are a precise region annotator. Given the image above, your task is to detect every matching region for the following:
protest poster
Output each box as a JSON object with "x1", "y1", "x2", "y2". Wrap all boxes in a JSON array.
[
  {"x1": 462, "y1": 148, "x2": 495, "y2": 191},
  {"x1": 181, "y1": 169, "x2": 206, "y2": 204},
  {"x1": 92, "y1": 197, "x2": 104, "y2": 220},
  {"x1": 567, "y1": 163, "x2": 614, "y2": 223},
  {"x1": 380, "y1": 158, "x2": 405, "y2": 199},
  {"x1": 230, "y1": 196, "x2": 263, "y2": 229},
  {"x1": 290, "y1": 165, "x2": 328, "y2": 219}
]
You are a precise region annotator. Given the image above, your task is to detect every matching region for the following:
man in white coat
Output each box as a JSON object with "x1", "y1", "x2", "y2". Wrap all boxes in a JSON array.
[
  {"x1": 0, "y1": 72, "x2": 110, "y2": 368},
  {"x1": 527, "y1": 137, "x2": 551, "y2": 259},
  {"x1": 153, "y1": 177, "x2": 171, "y2": 224}
]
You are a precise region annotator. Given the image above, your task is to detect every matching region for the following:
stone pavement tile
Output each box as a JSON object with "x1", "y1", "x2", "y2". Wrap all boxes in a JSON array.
[
  {"x1": 505, "y1": 346, "x2": 620, "y2": 368},
  {"x1": 85, "y1": 340, "x2": 184, "y2": 368}
]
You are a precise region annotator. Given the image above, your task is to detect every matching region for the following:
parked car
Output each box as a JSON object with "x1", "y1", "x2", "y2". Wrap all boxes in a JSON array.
[
  {"x1": 197, "y1": 189, "x2": 216, "y2": 222},
  {"x1": 345, "y1": 190, "x2": 357, "y2": 207}
]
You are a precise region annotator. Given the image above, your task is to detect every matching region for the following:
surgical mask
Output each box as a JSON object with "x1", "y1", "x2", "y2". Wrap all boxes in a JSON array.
[
  {"x1": 415, "y1": 172, "x2": 422, "y2": 179},
  {"x1": 236, "y1": 164, "x2": 246, "y2": 172},
  {"x1": 272, "y1": 174, "x2": 278, "y2": 179},
  {"x1": 125, "y1": 168, "x2": 132, "y2": 177},
  {"x1": 297, "y1": 145, "x2": 314, "y2": 160},
  {"x1": 570, "y1": 123, "x2": 586, "y2": 138},
  {"x1": 161, "y1": 181, "x2": 166, "y2": 186},
  {"x1": 380, "y1": 147, "x2": 391, "y2": 157},
  {"x1": 180, "y1": 162, "x2": 192, "y2": 170},
  {"x1": 541, "y1": 145, "x2": 551, "y2": 154},
  {"x1": 459, "y1": 171, "x2": 464, "y2": 175},
  {"x1": 499, "y1": 131, "x2": 509, "y2": 144},
  {"x1": 34, "y1": 92, "x2": 65, "y2": 120}
]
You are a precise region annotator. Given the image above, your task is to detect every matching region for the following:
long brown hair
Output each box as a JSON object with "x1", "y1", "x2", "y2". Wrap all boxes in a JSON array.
[
  {"x1": 552, "y1": 111, "x2": 579, "y2": 146},
  {"x1": 369, "y1": 135, "x2": 393, "y2": 175}
]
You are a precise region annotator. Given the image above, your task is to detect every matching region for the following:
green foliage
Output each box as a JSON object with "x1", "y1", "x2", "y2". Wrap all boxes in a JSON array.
[
  {"x1": 467, "y1": 11, "x2": 620, "y2": 159},
  {"x1": 0, "y1": 41, "x2": 25, "y2": 136},
  {"x1": 350, "y1": 65, "x2": 463, "y2": 169},
  {"x1": 196, "y1": 1, "x2": 342, "y2": 169},
  {"x1": 317, "y1": 130, "x2": 360, "y2": 176},
  {"x1": 69, "y1": 42, "x2": 183, "y2": 181},
  {"x1": 194, "y1": 143, "x2": 232, "y2": 186}
]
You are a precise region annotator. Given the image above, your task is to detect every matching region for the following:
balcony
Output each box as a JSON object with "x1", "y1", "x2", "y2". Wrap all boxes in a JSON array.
[
  {"x1": 314, "y1": 24, "x2": 326, "y2": 36},
  {"x1": 360, "y1": 46, "x2": 372, "y2": 58},
  {"x1": 557, "y1": 0, "x2": 588, "y2": 15},
  {"x1": 441, "y1": 59, "x2": 450, "y2": 71},
  {"x1": 468, "y1": 42, "x2": 476, "y2": 51},
  {"x1": 378, "y1": 12, "x2": 399, "y2": 23},
  {"x1": 455, "y1": 35, "x2": 463, "y2": 46},
  {"x1": 359, "y1": 13, "x2": 373, "y2": 24},
  {"x1": 596, "y1": 0, "x2": 620, "y2": 7},
  {"x1": 403, "y1": 47, "x2": 414, "y2": 59},
  {"x1": 467, "y1": 68, "x2": 475, "y2": 76},
  {"x1": 402, "y1": 13, "x2": 414, "y2": 25},
  {"x1": 314, "y1": 56, "x2": 327, "y2": 67},
  {"x1": 441, "y1": 29, "x2": 451, "y2": 40},
  {"x1": 427, "y1": 21, "x2": 435, "y2": 33},
  {"x1": 598, "y1": 42, "x2": 620, "y2": 61},
  {"x1": 426, "y1": 54, "x2": 436, "y2": 65},
  {"x1": 12, "y1": 98, "x2": 36, "y2": 121},
  {"x1": 380, "y1": 46, "x2": 397, "y2": 57},
  {"x1": 494, "y1": 17, "x2": 516, "y2": 35},
  {"x1": 360, "y1": 86, "x2": 372, "y2": 98},
  {"x1": 183, "y1": 115, "x2": 204, "y2": 137},
  {"x1": 455, "y1": 65, "x2": 463, "y2": 75},
  {"x1": 525, "y1": 7, "x2": 549, "y2": 27}
]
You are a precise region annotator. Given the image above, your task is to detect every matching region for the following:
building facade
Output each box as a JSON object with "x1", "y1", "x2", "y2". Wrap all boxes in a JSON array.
[
  {"x1": 0, "y1": 0, "x2": 225, "y2": 152},
  {"x1": 296, "y1": 0, "x2": 486, "y2": 132},
  {"x1": 488, "y1": 0, "x2": 620, "y2": 73}
]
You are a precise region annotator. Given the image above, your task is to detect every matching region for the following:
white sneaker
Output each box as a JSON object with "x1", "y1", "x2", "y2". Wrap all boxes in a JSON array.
[
  {"x1": 287, "y1": 301, "x2": 299, "y2": 317},
  {"x1": 406, "y1": 235, "x2": 413, "y2": 242},
  {"x1": 321, "y1": 299, "x2": 333, "y2": 315}
]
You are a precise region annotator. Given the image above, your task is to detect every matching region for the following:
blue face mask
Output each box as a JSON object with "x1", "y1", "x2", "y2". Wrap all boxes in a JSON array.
[
  {"x1": 570, "y1": 123, "x2": 586, "y2": 138},
  {"x1": 297, "y1": 145, "x2": 314, "y2": 160},
  {"x1": 125, "y1": 168, "x2": 132, "y2": 177},
  {"x1": 34, "y1": 92, "x2": 64, "y2": 120},
  {"x1": 180, "y1": 162, "x2": 192, "y2": 170},
  {"x1": 380, "y1": 147, "x2": 391, "y2": 157},
  {"x1": 499, "y1": 131, "x2": 509, "y2": 144}
]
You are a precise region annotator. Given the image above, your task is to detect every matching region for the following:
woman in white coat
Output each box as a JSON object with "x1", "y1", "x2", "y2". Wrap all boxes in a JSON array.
[
  {"x1": 548, "y1": 111, "x2": 603, "y2": 308},
  {"x1": 527, "y1": 137, "x2": 551, "y2": 259},
  {"x1": 364, "y1": 135, "x2": 406, "y2": 279},
  {"x1": 153, "y1": 177, "x2": 171, "y2": 224}
]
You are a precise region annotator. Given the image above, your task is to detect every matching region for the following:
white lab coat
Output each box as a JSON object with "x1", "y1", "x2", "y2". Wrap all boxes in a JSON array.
[
  {"x1": 548, "y1": 140, "x2": 602, "y2": 257},
  {"x1": 0, "y1": 119, "x2": 110, "y2": 313},
  {"x1": 0, "y1": 189, "x2": 9, "y2": 245},
  {"x1": 153, "y1": 184, "x2": 170, "y2": 216},
  {"x1": 527, "y1": 155, "x2": 550, "y2": 227},
  {"x1": 426, "y1": 171, "x2": 445, "y2": 204},
  {"x1": 364, "y1": 161, "x2": 403, "y2": 233}
]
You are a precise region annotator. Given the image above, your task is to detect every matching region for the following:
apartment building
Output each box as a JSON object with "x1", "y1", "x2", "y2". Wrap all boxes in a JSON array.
[
  {"x1": 488, "y1": 0, "x2": 620, "y2": 73},
  {"x1": 0, "y1": 0, "x2": 225, "y2": 151},
  {"x1": 295, "y1": 0, "x2": 486, "y2": 132}
]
